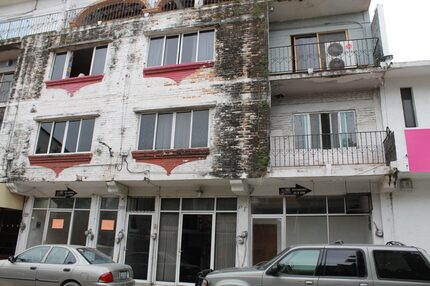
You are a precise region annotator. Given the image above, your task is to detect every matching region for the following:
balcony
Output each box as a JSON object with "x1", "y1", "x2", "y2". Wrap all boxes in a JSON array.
[
  {"x1": 271, "y1": 131, "x2": 393, "y2": 167},
  {"x1": 269, "y1": 38, "x2": 381, "y2": 75},
  {"x1": 0, "y1": 80, "x2": 12, "y2": 102}
]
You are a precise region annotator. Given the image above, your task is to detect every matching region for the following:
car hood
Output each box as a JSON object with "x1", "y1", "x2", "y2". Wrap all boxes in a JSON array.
[{"x1": 209, "y1": 266, "x2": 260, "y2": 275}]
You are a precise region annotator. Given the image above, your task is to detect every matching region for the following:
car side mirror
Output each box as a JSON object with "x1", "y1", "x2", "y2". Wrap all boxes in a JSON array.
[
  {"x1": 266, "y1": 263, "x2": 280, "y2": 276},
  {"x1": 8, "y1": 256, "x2": 16, "y2": 263}
]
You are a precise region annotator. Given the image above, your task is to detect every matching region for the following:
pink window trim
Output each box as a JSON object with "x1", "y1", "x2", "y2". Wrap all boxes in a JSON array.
[
  {"x1": 143, "y1": 61, "x2": 214, "y2": 83},
  {"x1": 45, "y1": 74, "x2": 104, "y2": 96}
]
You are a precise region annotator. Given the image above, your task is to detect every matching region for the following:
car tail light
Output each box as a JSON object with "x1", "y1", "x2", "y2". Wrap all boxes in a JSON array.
[{"x1": 98, "y1": 272, "x2": 114, "y2": 283}]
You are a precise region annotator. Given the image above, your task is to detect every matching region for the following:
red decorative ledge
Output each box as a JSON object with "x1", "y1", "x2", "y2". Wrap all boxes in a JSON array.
[
  {"x1": 28, "y1": 153, "x2": 93, "y2": 177},
  {"x1": 45, "y1": 74, "x2": 104, "y2": 96},
  {"x1": 132, "y1": 148, "x2": 210, "y2": 175},
  {"x1": 144, "y1": 61, "x2": 214, "y2": 83}
]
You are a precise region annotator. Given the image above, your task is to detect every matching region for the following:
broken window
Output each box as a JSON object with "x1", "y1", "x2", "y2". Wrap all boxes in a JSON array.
[
  {"x1": 35, "y1": 118, "x2": 95, "y2": 154},
  {"x1": 147, "y1": 30, "x2": 215, "y2": 67},
  {"x1": 138, "y1": 109, "x2": 209, "y2": 150},
  {"x1": 50, "y1": 46, "x2": 107, "y2": 80}
]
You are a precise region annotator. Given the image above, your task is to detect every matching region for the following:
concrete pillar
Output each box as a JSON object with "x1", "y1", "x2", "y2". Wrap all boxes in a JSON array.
[
  {"x1": 15, "y1": 196, "x2": 34, "y2": 254},
  {"x1": 236, "y1": 195, "x2": 250, "y2": 268}
]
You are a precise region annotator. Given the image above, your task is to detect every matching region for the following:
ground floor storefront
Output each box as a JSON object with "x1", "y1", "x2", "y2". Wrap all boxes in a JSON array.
[{"x1": 12, "y1": 177, "x2": 386, "y2": 285}]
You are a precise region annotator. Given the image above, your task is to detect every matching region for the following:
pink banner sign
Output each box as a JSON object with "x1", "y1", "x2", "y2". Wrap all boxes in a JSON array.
[{"x1": 405, "y1": 129, "x2": 430, "y2": 173}]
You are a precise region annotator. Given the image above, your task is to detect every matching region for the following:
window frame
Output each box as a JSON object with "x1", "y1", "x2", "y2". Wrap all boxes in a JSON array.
[
  {"x1": 34, "y1": 118, "x2": 96, "y2": 155},
  {"x1": 50, "y1": 45, "x2": 108, "y2": 80},
  {"x1": 400, "y1": 87, "x2": 418, "y2": 128},
  {"x1": 147, "y1": 30, "x2": 216, "y2": 67},
  {"x1": 43, "y1": 246, "x2": 76, "y2": 265},
  {"x1": 137, "y1": 109, "x2": 210, "y2": 150},
  {"x1": 293, "y1": 110, "x2": 357, "y2": 149}
]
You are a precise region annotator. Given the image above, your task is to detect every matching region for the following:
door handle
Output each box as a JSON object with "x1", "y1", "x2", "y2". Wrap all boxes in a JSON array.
[
  {"x1": 63, "y1": 268, "x2": 71, "y2": 272},
  {"x1": 305, "y1": 281, "x2": 313, "y2": 285},
  {"x1": 30, "y1": 266, "x2": 37, "y2": 270}
]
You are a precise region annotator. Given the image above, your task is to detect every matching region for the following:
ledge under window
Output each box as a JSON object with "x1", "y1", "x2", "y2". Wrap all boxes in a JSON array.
[
  {"x1": 45, "y1": 74, "x2": 104, "y2": 96},
  {"x1": 28, "y1": 153, "x2": 93, "y2": 177},
  {"x1": 132, "y1": 148, "x2": 210, "y2": 175},
  {"x1": 143, "y1": 61, "x2": 214, "y2": 83}
]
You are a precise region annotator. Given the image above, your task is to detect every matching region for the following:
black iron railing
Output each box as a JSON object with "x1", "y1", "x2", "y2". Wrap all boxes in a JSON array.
[
  {"x1": 0, "y1": 81, "x2": 12, "y2": 102},
  {"x1": 271, "y1": 131, "x2": 390, "y2": 167},
  {"x1": 269, "y1": 38, "x2": 380, "y2": 74}
]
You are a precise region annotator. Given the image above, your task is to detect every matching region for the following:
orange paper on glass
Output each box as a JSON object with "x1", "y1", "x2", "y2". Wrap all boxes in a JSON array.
[
  {"x1": 101, "y1": 220, "x2": 115, "y2": 231},
  {"x1": 52, "y1": 219, "x2": 64, "y2": 229}
]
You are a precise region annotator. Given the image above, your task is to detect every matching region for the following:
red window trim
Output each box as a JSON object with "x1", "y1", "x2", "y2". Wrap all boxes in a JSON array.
[
  {"x1": 132, "y1": 148, "x2": 210, "y2": 175},
  {"x1": 45, "y1": 74, "x2": 104, "y2": 96},
  {"x1": 28, "y1": 153, "x2": 93, "y2": 177},
  {"x1": 143, "y1": 61, "x2": 214, "y2": 83}
]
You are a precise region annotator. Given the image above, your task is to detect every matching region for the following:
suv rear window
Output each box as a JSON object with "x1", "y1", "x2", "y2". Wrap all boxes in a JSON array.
[
  {"x1": 374, "y1": 250, "x2": 430, "y2": 282},
  {"x1": 323, "y1": 249, "x2": 366, "y2": 277}
]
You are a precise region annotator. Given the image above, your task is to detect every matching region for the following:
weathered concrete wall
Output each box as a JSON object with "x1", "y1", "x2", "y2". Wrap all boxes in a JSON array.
[{"x1": 0, "y1": 1, "x2": 270, "y2": 182}]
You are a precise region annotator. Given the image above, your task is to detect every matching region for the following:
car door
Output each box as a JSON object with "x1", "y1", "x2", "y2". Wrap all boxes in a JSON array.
[
  {"x1": 263, "y1": 248, "x2": 322, "y2": 286},
  {"x1": 0, "y1": 246, "x2": 51, "y2": 286},
  {"x1": 36, "y1": 247, "x2": 78, "y2": 286},
  {"x1": 318, "y1": 248, "x2": 373, "y2": 286}
]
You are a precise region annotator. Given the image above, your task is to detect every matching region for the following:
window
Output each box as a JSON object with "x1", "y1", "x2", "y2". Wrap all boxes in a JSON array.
[
  {"x1": 277, "y1": 249, "x2": 321, "y2": 276},
  {"x1": 51, "y1": 46, "x2": 107, "y2": 80},
  {"x1": 147, "y1": 30, "x2": 215, "y2": 67},
  {"x1": 15, "y1": 246, "x2": 51, "y2": 263},
  {"x1": 374, "y1": 250, "x2": 430, "y2": 281},
  {"x1": 45, "y1": 247, "x2": 75, "y2": 264},
  {"x1": 138, "y1": 110, "x2": 209, "y2": 150},
  {"x1": 0, "y1": 73, "x2": 13, "y2": 102},
  {"x1": 323, "y1": 249, "x2": 366, "y2": 277},
  {"x1": 0, "y1": 107, "x2": 5, "y2": 129},
  {"x1": 401, "y1": 88, "x2": 417, "y2": 128},
  {"x1": 35, "y1": 118, "x2": 95, "y2": 154},
  {"x1": 294, "y1": 111, "x2": 357, "y2": 149},
  {"x1": 97, "y1": 198, "x2": 119, "y2": 257},
  {"x1": 77, "y1": 247, "x2": 114, "y2": 264}
]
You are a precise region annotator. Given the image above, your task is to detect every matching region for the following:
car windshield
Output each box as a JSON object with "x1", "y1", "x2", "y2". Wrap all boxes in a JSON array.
[
  {"x1": 256, "y1": 248, "x2": 290, "y2": 270},
  {"x1": 77, "y1": 248, "x2": 114, "y2": 264}
]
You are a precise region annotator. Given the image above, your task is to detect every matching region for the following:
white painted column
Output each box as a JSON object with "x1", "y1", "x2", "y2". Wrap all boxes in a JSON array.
[
  {"x1": 113, "y1": 195, "x2": 127, "y2": 263},
  {"x1": 15, "y1": 196, "x2": 34, "y2": 254},
  {"x1": 236, "y1": 195, "x2": 250, "y2": 268},
  {"x1": 86, "y1": 194, "x2": 100, "y2": 248}
]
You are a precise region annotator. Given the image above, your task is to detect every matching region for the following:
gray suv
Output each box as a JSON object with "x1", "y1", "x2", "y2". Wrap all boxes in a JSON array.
[{"x1": 199, "y1": 243, "x2": 430, "y2": 286}]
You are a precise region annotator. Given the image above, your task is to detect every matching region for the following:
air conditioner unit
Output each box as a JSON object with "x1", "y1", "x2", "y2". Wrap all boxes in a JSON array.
[{"x1": 325, "y1": 41, "x2": 357, "y2": 70}]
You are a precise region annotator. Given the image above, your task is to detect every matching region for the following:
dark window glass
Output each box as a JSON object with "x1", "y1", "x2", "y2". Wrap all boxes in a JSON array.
[
  {"x1": 50, "y1": 198, "x2": 74, "y2": 208},
  {"x1": 164, "y1": 36, "x2": 179, "y2": 65},
  {"x1": 64, "y1": 120, "x2": 80, "y2": 153},
  {"x1": 174, "y1": 112, "x2": 191, "y2": 148},
  {"x1": 198, "y1": 30, "x2": 215, "y2": 61},
  {"x1": 77, "y1": 119, "x2": 95, "y2": 152},
  {"x1": 345, "y1": 194, "x2": 371, "y2": 214},
  {"x1": 45, "y1": 247, "x2": 70, "y2": 264},
  {"x1": 191, "y1": 110, "x2": 209, "y2": 147},
  {"x1": 101, "y1": 198, "x2": 119, "y2": 210},
  {"x1": 324, "y1": 249, "x2": 366, "y2": 277},
  {"x1": 16, "y1": 246, "x2": 51, "y2": 263},
  {"x1": 278, "y1": 249, "x2": 321, "y2": 276},
  {"x1": 51, "y1": 52, "x2": 67, "y2": 80},
  {"x1": 36, "y1": 122, "x2": 52, "y2": 154},
  {"x1": 147, "y1": 37, "x2": 164, "y2": 67},
  {"x1": 127, "y1": 197, "x2": 155, "y2": 212},
  {"x1": 49, "y1": 122, "x2": 66, "y2": 153},
  {"x1": 215, "y1": 213, "x2": 236, "y2": 269},
  {"x1": 161, "y1": 198, "x2": 180, "y2": 211},
  {"x1": 321, "y1": 113, "x2": 331, "y2": 149},
  {"x1": 328, "y1": 196, "x2": 345, "y2": 213},
  {"x1": 34, "y1": 198, "x2": 49, "y2": 208},
  {"x1": 91, "y1": 46, "x2": 107, "y2": 75},
  {"x1": 97, "y1": 211, "x2": 117, "y2": 257},
  {"x1": 216, "y1": 198, "x2": 237, "y2": 211},
  {"x1": 155, "y1": 113, "x2": 173, "y2": 150},
  {"x1": 401, "y1": 88, "x2": 417, "y2": 128},
  {"x1": 75, "y1": 198, "x2": 91, "y2": 209},
  {"x1": 69, "y1": 48, "x2": 93, "y2": 78},
  {"x1": 182, "y1": 198, "x2": 214, "y2": 211},
  {"x1": 64, "y1": 251, "x2": 77, "y2": 264},
  {"x1": 139, "y1": 114, "x2": 156, "y2": 150},
  {"x1": 181, "y1": 33, "x2": 197, "y2": 64},
  {"x1": 286, "y1": 196, "x2": 326, "y2": 214},
  {"x1": 70, "y1": 210, "x2": 89, "y2": 245},
  {"x1": 374, "y1": 250, "x2": 430, "y2": 281},
  {"x1": 0, "y1": 107, "x2": 5, "y2": 128},
  {"x1": 251, "y1": 197, "x2": 283, "y2": 214}
]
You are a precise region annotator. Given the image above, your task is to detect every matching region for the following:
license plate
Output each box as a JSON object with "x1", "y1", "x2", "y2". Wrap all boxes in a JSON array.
[{"x1": 119, "y1": 271, "x2": 129, "y2": 280}]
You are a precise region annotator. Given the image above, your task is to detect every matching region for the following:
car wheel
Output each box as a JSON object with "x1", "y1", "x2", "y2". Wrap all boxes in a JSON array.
[{"x1": 63, "y1": 281, "x2": 80, "y2": 286}]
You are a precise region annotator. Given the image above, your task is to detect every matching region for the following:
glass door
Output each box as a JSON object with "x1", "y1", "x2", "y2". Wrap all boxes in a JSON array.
[
  {"x1": 252, "y1": 218, "x2": 282, "y2": 265},
  {"x1": 125, "y1": 214, "x2": 153, "y2": 281},
  {"x1": 179, "y1": 214, "x2": 213, "y2": 283},
  {"x1": 45, "y1": 211, "x2": 72, "y2": 244},
  {"x1": 294, "y1": 35, "x2": 320, "y2": 72}
]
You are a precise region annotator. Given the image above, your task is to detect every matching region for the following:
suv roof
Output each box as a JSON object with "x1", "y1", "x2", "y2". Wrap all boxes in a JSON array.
[{"x1": 289, "y1": 243, "x2": 419, "y2": 252}]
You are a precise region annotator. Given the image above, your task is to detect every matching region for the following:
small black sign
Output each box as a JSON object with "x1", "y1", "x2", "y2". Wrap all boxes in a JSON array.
[
  {"x1": 279, "y1": 184, "x2": 312, "y2": 198},
  {"x1": 55, "y1": 187, "x2": 77, "y2": 198}
]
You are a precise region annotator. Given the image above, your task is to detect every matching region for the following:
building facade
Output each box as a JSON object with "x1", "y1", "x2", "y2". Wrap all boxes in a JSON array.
[{"x1": 0, "y1": 0, "x2": 426, "y2": 285}]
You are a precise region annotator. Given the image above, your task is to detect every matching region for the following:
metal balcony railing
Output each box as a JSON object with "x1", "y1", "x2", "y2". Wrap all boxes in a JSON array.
[
  {"x1": 269, "y1": 38, "x2": 381, "y2": 74},
  {"x1": 0, "y1": 81, "x2": 12, "y2": 102},
  {"x1": 271, "y1": 131, "x2": 391, "y2": 167}
]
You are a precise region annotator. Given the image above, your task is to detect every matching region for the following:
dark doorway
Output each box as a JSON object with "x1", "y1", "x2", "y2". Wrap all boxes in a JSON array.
[{"x1": 0, "y1": 208, "x2": 22, "y2": 259}]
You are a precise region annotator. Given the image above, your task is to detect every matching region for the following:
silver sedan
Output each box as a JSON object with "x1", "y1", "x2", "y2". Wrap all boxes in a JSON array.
[{"x1": 0, "y1": 245, "x2": 135, "y2": 286}]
